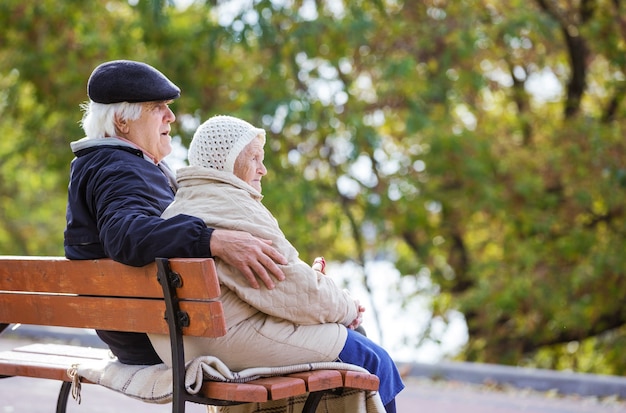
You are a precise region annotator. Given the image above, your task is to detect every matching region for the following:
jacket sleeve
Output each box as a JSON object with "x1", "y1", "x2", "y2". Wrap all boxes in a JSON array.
[
  {"x1": 219, "y1": 259, "x2": 359, "y2": 326},
  {"x1": 91, "y1": 161, "x2": 213, "y2": 266}
]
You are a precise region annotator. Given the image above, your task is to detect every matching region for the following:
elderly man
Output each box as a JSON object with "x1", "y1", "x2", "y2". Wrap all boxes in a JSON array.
[{"x1": 64, "y1": 60, "x2": 287, "y2": 365}]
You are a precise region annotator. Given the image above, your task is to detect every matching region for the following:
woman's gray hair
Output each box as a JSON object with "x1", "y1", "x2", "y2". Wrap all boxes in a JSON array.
[{"x1": 80, "y1": 101, "x2": 143, "y2": 139}]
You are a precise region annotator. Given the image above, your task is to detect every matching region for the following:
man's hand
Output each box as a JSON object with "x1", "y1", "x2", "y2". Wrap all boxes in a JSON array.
[{"x1": 210, "y1": 229, "x2": 287, "y2": 289}]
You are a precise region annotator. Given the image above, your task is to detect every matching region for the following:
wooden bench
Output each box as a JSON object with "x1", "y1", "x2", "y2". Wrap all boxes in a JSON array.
[{"x1": 0, "y1": 256, "x2": 379, "y2": 412}]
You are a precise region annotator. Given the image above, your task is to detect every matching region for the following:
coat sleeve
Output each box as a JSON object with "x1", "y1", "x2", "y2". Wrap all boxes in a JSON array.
[
  {"x1": 218, "y1": 259, "x2": 359, "y2": 326},
  {"x1": 91, "y1": 161, "x2": 213, "y2": 266}
]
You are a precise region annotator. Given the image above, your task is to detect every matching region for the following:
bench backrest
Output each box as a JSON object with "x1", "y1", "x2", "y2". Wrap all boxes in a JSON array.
[{"x1": 0, "y1": 256, "x2": 226, "y2": 338}]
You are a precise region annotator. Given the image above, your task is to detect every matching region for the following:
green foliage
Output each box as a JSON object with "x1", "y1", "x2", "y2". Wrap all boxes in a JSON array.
[{"x1": 2, "y1": 0, "x2": 626, "y2": 374}]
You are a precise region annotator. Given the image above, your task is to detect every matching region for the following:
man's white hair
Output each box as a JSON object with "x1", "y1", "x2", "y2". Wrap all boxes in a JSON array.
[{"x1": 80, "y1": 101, "x2": 143, "y2": 139}]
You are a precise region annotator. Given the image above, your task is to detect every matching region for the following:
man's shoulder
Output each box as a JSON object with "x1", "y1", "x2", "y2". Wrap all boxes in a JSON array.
[
  {"x1": 72, "y1": 145, "x2": 149, "y2": 176},
  {"x1": 71, "y1": 146, "x2": 160, "y2": 190},
  {"x1": 75, "y1": 143, "x2": 143, "y2": 161}
]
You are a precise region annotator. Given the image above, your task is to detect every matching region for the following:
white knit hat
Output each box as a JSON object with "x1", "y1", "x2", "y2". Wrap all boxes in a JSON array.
[{"x1": 188, "y1": 115, "x2": 266, "y2": 173}]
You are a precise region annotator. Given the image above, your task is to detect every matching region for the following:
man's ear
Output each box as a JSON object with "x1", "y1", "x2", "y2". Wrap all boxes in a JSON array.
[{"x1": 114, "y1": 115, "x2": 129, "y2": 134}]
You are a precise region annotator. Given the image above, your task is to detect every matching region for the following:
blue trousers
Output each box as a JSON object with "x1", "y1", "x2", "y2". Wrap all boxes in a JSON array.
[{"x1": 337, "y1": 329, "x2": 405, "y2": 413}]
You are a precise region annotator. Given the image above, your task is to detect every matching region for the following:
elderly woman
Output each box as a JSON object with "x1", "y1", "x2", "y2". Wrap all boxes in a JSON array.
[{"x1": 148, "y1": 115, "x2": 404, "y2": 413}]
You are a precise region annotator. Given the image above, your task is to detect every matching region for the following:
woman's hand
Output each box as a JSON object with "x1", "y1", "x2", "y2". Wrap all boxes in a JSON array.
[
  {"x1": 348, "y1": 300, "x2": 366, "y2": 330},
  {"x1": 312, "y1": 256, "x2": 326, "y2": 274}
]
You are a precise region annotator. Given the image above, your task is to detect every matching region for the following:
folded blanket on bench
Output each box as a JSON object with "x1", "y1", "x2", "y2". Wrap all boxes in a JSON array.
[{"x1": 69, "y1": 355, "x2": 384, "y2": 412}]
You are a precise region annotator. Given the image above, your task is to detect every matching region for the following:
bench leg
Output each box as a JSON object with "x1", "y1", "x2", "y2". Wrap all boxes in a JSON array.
[
  {"x1": 302, "y1": 390, "x2": 325, "y2": 413},
  {"x1": 172, "y1": 391, "x2": 186, "y2": 413},
  {"x1": 56, "y1": 381, "x2": 71, "y2": 413}
]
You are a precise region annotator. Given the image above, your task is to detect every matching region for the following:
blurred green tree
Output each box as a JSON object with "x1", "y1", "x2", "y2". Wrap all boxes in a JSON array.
[{"x1": 1, "y1": 0, "x2": 625, "y2": 374}]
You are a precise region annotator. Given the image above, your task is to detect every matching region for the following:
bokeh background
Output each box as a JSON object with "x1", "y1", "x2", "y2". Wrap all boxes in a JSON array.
[{"x1": 1, "y1": 0, "x2": 625, "y2": 375}]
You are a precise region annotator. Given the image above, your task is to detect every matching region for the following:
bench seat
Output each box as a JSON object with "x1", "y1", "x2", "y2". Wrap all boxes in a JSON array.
[{"x1": 0, "y1": 343, "x2": 379, "y2": 404}]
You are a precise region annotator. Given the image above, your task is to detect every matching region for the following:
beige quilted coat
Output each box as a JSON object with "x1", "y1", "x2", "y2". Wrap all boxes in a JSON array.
[{"x1": 149, "y1": 166, "x2": 358, "y2": 371}]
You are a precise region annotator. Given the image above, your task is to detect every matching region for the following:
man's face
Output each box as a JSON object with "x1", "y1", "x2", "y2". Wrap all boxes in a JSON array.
[{"x1": 125, "y1": 101, "x2": 176, "y2": 162}]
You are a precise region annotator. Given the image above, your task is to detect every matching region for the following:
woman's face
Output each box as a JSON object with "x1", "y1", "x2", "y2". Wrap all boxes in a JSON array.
[
  {"x1": 233, "y1": 136, "x2": 267, "y2": 192},
  {"x1": 122, "y1": 101, "x2": 176, "y2": 163}
]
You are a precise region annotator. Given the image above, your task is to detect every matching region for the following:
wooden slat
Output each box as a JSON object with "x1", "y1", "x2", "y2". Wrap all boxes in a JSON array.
[
  {"x1": 0, "y1": 293, "x2": 164, "y2": 333},
  {"x1": 246, "y1": 376, "x2": 307, "y2": 400},
  {"x1": 200, "y1": 370, "x2": 376, "y2": 404},
  {"x1": 0, "y1": 345, "x2": 111, "y2": 382},
  {"x1": 341, "y1": 370, "x2": 380, "y2": 391},
  {"x1": 11, "y1": 344, "x2": 111, "y2": 360},
  {"x1": 287, "y1": 370, "x2": 343, "y2": 392},
  {"x1": 200, "y1": 381, "x2": 269, "y2": 403},
  {"x1": 169, "y1": 258, "x2": 221, "y2": 300},
  {"x1": 181, "y1": 300, "x2": 227, "y2": 337},
  {"x1": 0, "y1": 361, "x2": 76, "y2": 381},
  {"x1": 0, "y1": 257, "x2": 159, "y2": 297},
  {"x1": 0, "y1": 293, "x2": 226, "y2": 336},
  {"x1": 0, "y1": 257, "x2": 220, "y2": 300}
]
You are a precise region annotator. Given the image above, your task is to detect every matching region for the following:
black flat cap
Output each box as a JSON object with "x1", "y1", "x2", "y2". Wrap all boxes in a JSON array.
[{"x1": 87, "y1": 60, "x2": 181, "y2": 104}]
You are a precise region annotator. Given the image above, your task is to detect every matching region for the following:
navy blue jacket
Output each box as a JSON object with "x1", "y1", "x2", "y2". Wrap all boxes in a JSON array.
[{"x1": 64, "y1": 137, "x2": 213, "y2": 364}]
